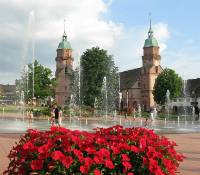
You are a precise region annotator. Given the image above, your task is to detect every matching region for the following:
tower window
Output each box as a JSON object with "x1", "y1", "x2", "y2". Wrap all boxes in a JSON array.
[
  {"x1": 155, "y1": 66, "x2": 158, "y2": 73},
  {"x1": 65, "y1": 67, "x2": 68, "y2": 74}
]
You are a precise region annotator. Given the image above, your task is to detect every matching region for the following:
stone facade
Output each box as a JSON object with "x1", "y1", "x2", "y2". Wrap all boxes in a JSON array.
[
  {"x1": 120, "y1": 23, "x2": 163, "y2": 111},
  {"x1": 55, "y1": 32, "x2": 73, "y2": 107}
]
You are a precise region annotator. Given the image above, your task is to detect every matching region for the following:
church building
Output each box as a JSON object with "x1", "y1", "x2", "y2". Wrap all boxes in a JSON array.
[
  {"x1": 55, "y1": 20, "x2": 163, "y2": 110},
  {"x1": 120, "y1": 21, "x2": 163, "y2": 111},
  {"x1": 55, "y1": 30, "x2": 73, "y2": 107}
]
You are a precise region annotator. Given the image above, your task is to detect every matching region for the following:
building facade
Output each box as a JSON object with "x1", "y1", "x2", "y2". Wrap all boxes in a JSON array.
[
  {"x1": 55, "y1": 31, "x2": 73, "y2": 107},
  {"x1": 0, "y1": 84, "x2": 16, "y2": 104},
  {"x1": 120, "y1": 22, "x2": 163, "y2": 111},
  {"x1": 54, "y1": 21, "x2": 162, "y2": 109}
]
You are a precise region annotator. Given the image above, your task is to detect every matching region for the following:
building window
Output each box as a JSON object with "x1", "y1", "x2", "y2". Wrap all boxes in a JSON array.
[
  {"x1": 65, "y1": 67, "x2": 68, "y2": 74},
  {"x1": 155, "y1": 66, "x2": 158, "y2": 73},
  {"x1": 65, "y1": 86, "x2": 67, "y2": 90},
  {"x1": 138, "y1": 82, "x2": 141, "y2": 87}
]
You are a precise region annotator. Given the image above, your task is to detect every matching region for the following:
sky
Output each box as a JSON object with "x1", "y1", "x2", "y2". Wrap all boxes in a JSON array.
[{"x1": 0, "y1": 0, "x2": 200, "y2": 84}]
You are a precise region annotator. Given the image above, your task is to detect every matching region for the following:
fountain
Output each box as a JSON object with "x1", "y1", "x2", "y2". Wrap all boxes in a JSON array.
[
  {"x1": 126, "y1": 91, "x2": 129, "y2": 108},
  {"x1": 118, "y1": 73, "x2": 122, "y2": 111},
  {"x1": 113, "y1": 110, "x2": 117, "y2": 120},
  {"x1": 102, "y1": 77, "x2": 108, "y2": 120},
  {"x1": 153, "y1": 107, "x2": 157, "y2": 119},
  {"x1": 94, "y1": 97, "x2": 98, "y2": 117},
  {"x1": 137, "y1": 104, "x2": 141, "y2": 118},
  {"x1": 30, "y1": 11, "x2": 36, "y2": 104},
  {"x1": 164, "y1": 118, "x2": 167, "y2": 127},
  {"x1": 140, "y1": 118, "x2": 143, "y2": 126},
  {"x1": 69, "y1": 94, "x2": 74, "y2": 122},
  {"x1": 177, "y1": 116, "x2": 180, "y2": 127},
  {"x1": 119, "y1": 117, "x2": 122, "y2": 125},
  {"x1": 78, "y1": 55, "x2": 81, "y2": 118},
  {"x1": 20, "y1": 91, "x2": 25, "y2": 120},
  {"x1": 165, "y1": 89, "x2": 170, "y2": 120},
  {"x1": 3, "y1": 107, "x2": 4, "y2": 116},
  {"x1": 192, "y1": 106, "x2": 195, "y2": 124}
]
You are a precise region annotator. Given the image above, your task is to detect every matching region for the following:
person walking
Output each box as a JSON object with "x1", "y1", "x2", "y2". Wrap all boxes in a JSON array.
[
  {"x1": 54, "y1": 105, "x2": 60, "y2": 127},
  {"x1": 50, "y1": 107, "x2": 55, "y2": 126}
]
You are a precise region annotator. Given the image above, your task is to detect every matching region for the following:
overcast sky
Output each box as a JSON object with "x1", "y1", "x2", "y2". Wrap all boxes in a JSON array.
[{"x1": 0, "y1": 0, "x2": 200, "y2": 84}]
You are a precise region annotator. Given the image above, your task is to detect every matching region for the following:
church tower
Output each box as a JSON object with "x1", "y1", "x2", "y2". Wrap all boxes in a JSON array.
[
  {"x1": 55, "y1": 27, "x2": 73, "y2": 107},
  {"x1": 141, "y1": 19, "x2": 162, "y2": 111}
]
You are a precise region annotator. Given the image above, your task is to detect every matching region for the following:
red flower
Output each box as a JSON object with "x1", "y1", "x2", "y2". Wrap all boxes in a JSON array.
[
  {"x1": 4, "y1": 126, "x2": 185, "y2": 175},
  {"x1": 30, "y1": 160, "x2": 43, "y2": 170},
  {"x1": 111, "y1": 145, "x2": 120, "y2": 154},
  {"x1": 98, "y1": 148, "x2": 110, "y2": 158},
  {"x1": 122, "y1": 161, "x2": 132, "y2": 170},
  {"x1": 51, "y1": 150, "x2": 65, "y2": 161},
  {"x1": 38, "y1": 143, "x2": 50, "y2": 154},
  {"x1": 23, "y1": 141, "x2": 35, "y2": 150},
  {"x1": 73, "y1": 149, "x2": 84, "y2": 162},
  {"x1": 62, "y1": 156, "x2": 73, "y2": 168},
  {"x1": 94, "y1": 156, "x2": 103, "y2": 164},
  {"x1": 94, "y1": 169, "x2": 102, "y2": 175},
  {"x1": 139, "y1": 138, "x2": 147, "y2": 150},
  {"x1": 121, "y1": 154, "x2": 130, "y2": 161},
  {"x1": 80, "y1": 165, "x2": 89, "y2": 174},
  {"x1": 105, "y1": 159, "x2": 115, "y2": 169},
  {"x1": 130, "y1": 145, "x2": 139, "y2": 153}
]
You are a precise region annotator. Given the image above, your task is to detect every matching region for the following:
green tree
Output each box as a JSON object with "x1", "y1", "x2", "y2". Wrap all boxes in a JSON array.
[
  {"x1": 16, "y1": 60, "x2": 56, "y2": 102},
  {"x1": 153, "y1": 68, "x2": 183, "y2": 105},
  {"x1": 81, "y1": 47, "x2": 119, "y2": 108}
]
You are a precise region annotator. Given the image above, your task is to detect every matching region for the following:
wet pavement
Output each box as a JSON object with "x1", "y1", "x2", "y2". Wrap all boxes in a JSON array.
[{"x1": 0, "y1": 115, "x2": 200, "y2": 174}]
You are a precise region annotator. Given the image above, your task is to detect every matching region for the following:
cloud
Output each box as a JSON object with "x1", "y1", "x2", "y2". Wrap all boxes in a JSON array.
[
  {"x1": 1, "y1": 0, "x2": 197, "y2": 85},
  {"x1": 163, "y1": 49, "x2": 200, "y2": 80},
  {"x1": 0, "y1": 0, "x2": 122, "y2": 84}
]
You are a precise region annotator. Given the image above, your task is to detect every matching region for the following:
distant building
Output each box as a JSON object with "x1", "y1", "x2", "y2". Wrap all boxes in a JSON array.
[
  {"x1": 55, "y1": 30, "x2": 73, "y2": 107},
  {"x1": 120, "y1": 21, "x2": 163, "y2": 111},
  {"x1": 186, "y1": 78, "x2": 200, "y2": 97},
  {"x1": 0, "y1": 84, "x2": 16, "y2": 104}
]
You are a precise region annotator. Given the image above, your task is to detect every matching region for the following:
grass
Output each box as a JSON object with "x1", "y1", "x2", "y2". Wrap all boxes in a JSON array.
[{"x1": 0, "y1": 105, "x2": 50, "y2": 116}]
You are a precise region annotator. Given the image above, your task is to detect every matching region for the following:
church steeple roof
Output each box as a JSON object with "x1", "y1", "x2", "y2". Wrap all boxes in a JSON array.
[
  {"x1": 144, "y1": 15, "x2": 159, "y2": 47},
  {"x1": 58, "y1": 20, "x2": 72, "y2": 50}
]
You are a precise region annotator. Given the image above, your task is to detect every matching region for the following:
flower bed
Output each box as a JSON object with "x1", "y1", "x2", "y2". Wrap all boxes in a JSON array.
[{"x1": 4, "y1": 126, "x2": 184, "y2": 175}]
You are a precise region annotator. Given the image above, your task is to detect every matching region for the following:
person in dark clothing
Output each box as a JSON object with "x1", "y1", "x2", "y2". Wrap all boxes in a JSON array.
[
  {"x1": 54, "y1": 105, "x2": 60, "y2": 126},
  {"x1": 195, "y1": 106, "x2": 200, "y2": 121}
]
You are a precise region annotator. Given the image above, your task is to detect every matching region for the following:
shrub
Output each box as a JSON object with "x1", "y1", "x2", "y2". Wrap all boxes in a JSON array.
[
  {"x1": 4, "y1": 126, "x2": 184, "y2": 175},
  {"x1": 31, "y1": 107, "x2": 51, "y2": 117}
]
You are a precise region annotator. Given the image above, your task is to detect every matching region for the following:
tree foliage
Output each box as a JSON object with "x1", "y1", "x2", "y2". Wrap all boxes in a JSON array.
[
  {"x1": 153, "y1": 68, "x2": 183, "y2": 105},
  {"x1": 81, "y1": 47, "x2": 119, "y2": 109},
  {"x1": 16, "y1": 60, "x2": 56, "y2": 102}
]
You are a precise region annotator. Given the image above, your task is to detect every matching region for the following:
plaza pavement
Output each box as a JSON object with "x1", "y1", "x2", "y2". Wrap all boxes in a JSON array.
[{"x1": 0, "y1": 132, "x2": 200, "y2": 175}]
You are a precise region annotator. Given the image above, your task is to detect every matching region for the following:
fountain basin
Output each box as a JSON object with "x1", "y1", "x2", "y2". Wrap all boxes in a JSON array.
[{"x1": 0, "y1": 116, "x2": 200, "y2": 134}]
